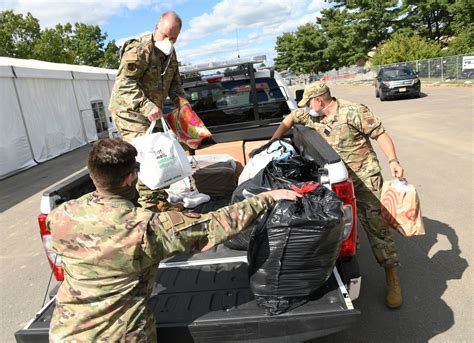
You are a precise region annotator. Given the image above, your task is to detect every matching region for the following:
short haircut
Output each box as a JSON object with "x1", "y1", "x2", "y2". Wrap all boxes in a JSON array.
[
  {"x1": 160, "y1": 11, "x2": 182, "y2": 30},
  {"x1": 88, "y1": 138, "x2": 137, "y2": 190}
]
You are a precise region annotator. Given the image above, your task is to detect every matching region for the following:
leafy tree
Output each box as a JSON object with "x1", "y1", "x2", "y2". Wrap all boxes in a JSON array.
[
  {"x1": 71, "y1": 23, "x2": 107, "y2": 66},
  {"x1": 292, "y1": 23, "x2": 329, "y2": 73},
  {"x1": 0, "y1": 10, "x2": 40, "y2": 58},
  {"x1": 372, "y1": 32, "x2": 442, "y2": 65},
  {"x1": 273, "y1": 32, "x2": 296, "y2": 72},
  {"x1": 33, "y1": 23, "x2": 74, "y2": 63},
  {"x1": 100, "y1": 40, "x2": 120, "y2": 69},
  {"x1": 399, "y1": 0, "x2": 458, "y2": 44},
  {"x1": 320, "y1": 1, "x2": 400, "y2": 67},
  {"x1": 445, "y1": 29, "x2": 474, "y2": 55}
]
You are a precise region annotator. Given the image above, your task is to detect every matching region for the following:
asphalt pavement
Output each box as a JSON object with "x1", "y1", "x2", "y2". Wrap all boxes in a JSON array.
[{"x1": 0, "y1": 83, "x2": 472, "y2": 342}]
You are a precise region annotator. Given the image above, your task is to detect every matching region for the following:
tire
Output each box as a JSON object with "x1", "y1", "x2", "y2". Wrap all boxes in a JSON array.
[
  {"x1": 375, "y1": 88, "x2": 379, "y2": 98},
  {"x1": 414, "y1": 91, "x2": 421, "y2": 98},
  {"x1": 379, "y1": 92, "x2": 386, "y2": 101}
]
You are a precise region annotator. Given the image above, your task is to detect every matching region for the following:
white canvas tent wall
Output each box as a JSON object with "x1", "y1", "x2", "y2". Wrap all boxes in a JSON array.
[{"x1": 0, "y1": 57, "x2": 116, "y2": 179}]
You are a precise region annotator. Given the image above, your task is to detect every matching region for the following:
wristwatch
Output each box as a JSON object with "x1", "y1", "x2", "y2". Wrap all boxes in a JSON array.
[{"x1": 388, "y1": 159, "x2": 399, "y2": 164}]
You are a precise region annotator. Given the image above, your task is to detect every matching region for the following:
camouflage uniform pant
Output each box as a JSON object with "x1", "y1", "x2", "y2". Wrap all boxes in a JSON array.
[
  {"x1": 116, "y1": 124, "x2": 171, "y2": 212},
  {"x1": 353, "y1": 173, "x2": 400, "y2": 267}
]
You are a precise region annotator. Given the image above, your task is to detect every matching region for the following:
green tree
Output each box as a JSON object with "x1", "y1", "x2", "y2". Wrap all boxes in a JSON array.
[
  {"x1": 273, "y1": 32, "x2": 296, "y2": 72},
  {"x1": 372, "y1": 32, "x2": 442, "y2": 65},
  {"x1": 70, "y1": 23, "x2": 107, "y2": 66},
  {"x1": 33, "y1": 23, "x2": 74, "y2": 63},
  {"x1": 0, "y1": 10, "x2": 40, "y2": 58},
  {"x1": 100, "y1": 40, "x2": 120, "y2": 69},
  {"x1": 320, "y1": 1, "x2": 400, "y2": 68},
  {"x1": 292, "y1": 23, "x2": 329, "y2": 73},
  {"x1": 399, "y1": 0, "x2": 459, "y2": 44}
]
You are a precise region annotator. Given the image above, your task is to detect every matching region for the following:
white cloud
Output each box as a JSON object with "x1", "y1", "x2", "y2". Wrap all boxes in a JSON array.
[
  {"x1": 176, "y1": 0, "x2": 329, "y2": 65},
  {"x1": 179, "y1": 0, "x2": 310, "y2": 43},
  {"x1": 308, "y1": 0, "x2": 327, "y2": 11},
  {"x1": 1, "y1": 0, "x2": 151, "y2": 27}
]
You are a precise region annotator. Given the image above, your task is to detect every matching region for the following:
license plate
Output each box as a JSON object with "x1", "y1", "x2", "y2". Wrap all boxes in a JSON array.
[{"x1": 398, "y1": 87, "x2": 407, "y2": 92}]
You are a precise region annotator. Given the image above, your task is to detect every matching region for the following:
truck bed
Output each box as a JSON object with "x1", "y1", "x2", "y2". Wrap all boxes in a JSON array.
[{"x1": 16, "y1": 245, "x2": 359, "y2": 343}]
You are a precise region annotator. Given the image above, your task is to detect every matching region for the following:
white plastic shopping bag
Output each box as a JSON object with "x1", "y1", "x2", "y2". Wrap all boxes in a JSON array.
[{"x1": 132, "y1": 118, "x2": 193, "y2": 190}]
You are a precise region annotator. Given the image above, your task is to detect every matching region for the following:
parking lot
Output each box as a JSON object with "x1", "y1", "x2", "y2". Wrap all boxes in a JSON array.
[{"x1": 1, "y1": 83, "x2": 472, "y2": 342}]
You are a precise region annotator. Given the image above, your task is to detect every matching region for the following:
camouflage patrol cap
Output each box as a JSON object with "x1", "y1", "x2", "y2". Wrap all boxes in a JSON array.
[{"x1": 298, "y1": 81, "x2": 330, "y2": 107}]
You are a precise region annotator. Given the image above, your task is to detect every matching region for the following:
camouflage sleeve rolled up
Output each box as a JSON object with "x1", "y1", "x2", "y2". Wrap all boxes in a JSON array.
[
  {"x1": 110, "y1": 40, "x2": 158, "y2": 118},
  {"x1": 148, "y1": 193, "x2": 275, "y2": 257},
  {"x1": 349, "y1": 105, "x2": 385, "y2": 139}
]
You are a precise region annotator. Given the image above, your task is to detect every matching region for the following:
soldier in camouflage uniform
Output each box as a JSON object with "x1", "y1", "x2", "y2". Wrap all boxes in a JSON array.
[
  {"x1": 48, "y1": 138, "x2": 300, "y2": 342},
  {"x1": 272, "y1": 81, "x2": 405, "y2": 309},
  {"x1": 108, "y1": 11, "x2": 186, "y2": 212}
]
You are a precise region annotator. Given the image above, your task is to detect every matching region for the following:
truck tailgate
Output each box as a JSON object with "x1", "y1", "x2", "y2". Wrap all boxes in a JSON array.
[{"x1": 16, "y1": 247, "x2": 359, "y2": 343}]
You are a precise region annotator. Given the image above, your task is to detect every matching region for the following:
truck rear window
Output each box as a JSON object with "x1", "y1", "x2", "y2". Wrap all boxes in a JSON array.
[{"x1": 165, "y1": 77, "x2": 290, "y2": 131}]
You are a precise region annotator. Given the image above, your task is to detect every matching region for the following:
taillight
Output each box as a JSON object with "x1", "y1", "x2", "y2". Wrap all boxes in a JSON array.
[
  {"x1": 38, "y1": 214, "x2": 64, "y2": 281},
  {"x1": 332, "y1": 178, "x2": 357, "y2": 257}
]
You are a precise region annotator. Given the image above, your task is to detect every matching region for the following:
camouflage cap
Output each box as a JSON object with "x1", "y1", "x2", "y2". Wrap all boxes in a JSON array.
[{"x1": 297, "y1": 81, "x2": 330, "y2": 107}]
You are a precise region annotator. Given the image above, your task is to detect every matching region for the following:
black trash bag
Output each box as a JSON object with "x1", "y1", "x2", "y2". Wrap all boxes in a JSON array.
[
  {"x1": 225, "y1": 155, "x2": 321, "y2": 250},
  {"x1": 248, "y1": 185, "x2": 345, "y2": 315}
]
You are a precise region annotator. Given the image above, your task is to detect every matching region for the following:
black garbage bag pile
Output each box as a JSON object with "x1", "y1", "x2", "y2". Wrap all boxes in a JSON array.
[{"x1": 225, "y1": 155, "x2": 345, "y2": 315}]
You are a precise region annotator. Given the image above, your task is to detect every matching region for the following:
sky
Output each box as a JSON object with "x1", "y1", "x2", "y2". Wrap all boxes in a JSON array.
[{"x1": 1, "y1": 0, "x2": 333, "y2": 66}]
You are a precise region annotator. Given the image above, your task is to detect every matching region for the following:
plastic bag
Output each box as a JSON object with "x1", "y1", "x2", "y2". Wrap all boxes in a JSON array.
[
  {"x1": 238, "y1": 139, "x2": 296, "y2": 185},
  {"x1": 132, "y1": 118, "x2": 193, "y2": 190},
  {"x1": 165, "y1": 97, "x2": 212, "y2": 149},
  {"x1": 381, "y1": 179, "x2": 425, "y2": 237},
  {"x1": 248, "y1": 184, "x2": 344, "y2": 315},
  {"x1": 226, "y1": 155, "x2": 321, "y2": 250}
]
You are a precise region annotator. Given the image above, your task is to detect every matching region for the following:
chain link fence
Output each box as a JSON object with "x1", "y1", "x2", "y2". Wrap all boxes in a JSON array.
[{"x1": 324, "y1": 54, "x2": 473, "y2": 83}]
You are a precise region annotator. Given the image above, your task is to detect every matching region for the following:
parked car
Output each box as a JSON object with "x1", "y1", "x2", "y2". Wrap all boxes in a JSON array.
[{"x1": 375, "y1": 66, "x2": 421, "y2": 101}]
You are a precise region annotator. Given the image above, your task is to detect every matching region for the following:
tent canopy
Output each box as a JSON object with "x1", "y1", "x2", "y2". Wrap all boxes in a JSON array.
[{"x1": 0, "y1": 57, "x2": 117, "y2": 179}]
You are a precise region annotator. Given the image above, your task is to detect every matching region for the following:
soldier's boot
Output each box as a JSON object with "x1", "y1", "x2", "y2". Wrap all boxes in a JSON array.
[{"x1": 385, "y1": 266, "x2": 402, "y2": 309}]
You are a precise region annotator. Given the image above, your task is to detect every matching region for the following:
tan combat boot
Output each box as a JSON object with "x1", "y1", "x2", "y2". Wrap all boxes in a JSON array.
[{"x1": 385, "y1": 266, "x2": 402, "y2": 309}]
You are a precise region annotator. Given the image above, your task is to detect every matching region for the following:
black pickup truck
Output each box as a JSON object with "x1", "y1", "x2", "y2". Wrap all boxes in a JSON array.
[{"x1": 15, "y1": 58, "x2": 361, "y2": 342}]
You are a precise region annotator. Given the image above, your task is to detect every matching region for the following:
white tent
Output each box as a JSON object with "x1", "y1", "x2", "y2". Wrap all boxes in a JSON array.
[{"x1": 0, "y1": 57, "x2": 117, "y2": 179}]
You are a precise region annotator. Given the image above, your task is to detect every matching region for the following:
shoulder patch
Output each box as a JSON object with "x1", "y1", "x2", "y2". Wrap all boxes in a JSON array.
[{"x1": 167, "y1": 212, "x2": 184, "y2": 226}]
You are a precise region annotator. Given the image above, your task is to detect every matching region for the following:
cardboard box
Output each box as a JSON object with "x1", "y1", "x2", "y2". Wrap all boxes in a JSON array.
[
  {"x1": 195, "y1": 141, "x2": 245, "y2": 177},
  {"x1": 244, "y1": 140, "x2": 269, "y2": 164}
]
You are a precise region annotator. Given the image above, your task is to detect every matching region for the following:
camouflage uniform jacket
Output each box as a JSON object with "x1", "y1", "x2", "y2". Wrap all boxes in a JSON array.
[
  {"x1": 108, "y1": 33, "x2": 186, "y2": 138},
  {"x1": 48, "y1": 191, "x2": 274, "y2": 342},
  {"x1": 290, "y1": 98, "x2": 385, "y2": 180}
]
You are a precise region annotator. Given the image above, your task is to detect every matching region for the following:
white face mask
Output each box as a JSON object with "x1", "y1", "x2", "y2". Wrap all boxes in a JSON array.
[
  {"x1": 155, "y1": 38, "x2": 174, "y2": 56},
  {"x1": 308, "y1": 108, "x2": 320, "y2": 117}
]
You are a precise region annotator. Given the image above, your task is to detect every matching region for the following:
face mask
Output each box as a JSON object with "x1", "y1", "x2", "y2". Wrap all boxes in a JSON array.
[
  {"x1": 155, "y1": 38, "x2": 174, "y2": 56},
  {"x1": 308, "y1": 108, "x2": 319, "y2": 117}
]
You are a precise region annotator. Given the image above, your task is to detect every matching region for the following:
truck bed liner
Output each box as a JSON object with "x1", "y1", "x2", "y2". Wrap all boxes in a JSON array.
[{"x1": 16, "y1": 246, "x2": 359, "y2": 343}]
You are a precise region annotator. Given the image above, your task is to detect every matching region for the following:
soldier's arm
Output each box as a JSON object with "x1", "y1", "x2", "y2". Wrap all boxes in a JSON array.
[
  {"x1": 111, "y1": 41, "x2": 157, "y2": 118},
  {"x1": 149, "y1": 193, "x2": 275, "y2": 256}
]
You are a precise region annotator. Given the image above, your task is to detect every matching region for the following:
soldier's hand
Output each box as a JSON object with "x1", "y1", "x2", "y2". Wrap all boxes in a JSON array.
[
  {"x1": 390, "y1": 161, "x2": 404, "y2": 178},
  {"x1": 264, "y1": 189, "x2": 302, "y2": 201},
  {"x1": 147, "y1": 107, "x2": 163, "y2": 122}
]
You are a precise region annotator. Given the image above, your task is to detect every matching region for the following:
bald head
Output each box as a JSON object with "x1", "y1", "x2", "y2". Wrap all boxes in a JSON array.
[{"x1": 154, "y1": 11, "x2": 182, "y2": 43}]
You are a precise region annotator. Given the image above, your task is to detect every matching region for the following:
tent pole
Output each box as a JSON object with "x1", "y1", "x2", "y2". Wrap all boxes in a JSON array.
[
  {"x1": 11, "y1": 66, "x2": 40, "y2": 164},
  {"x1": 70, "y1": 72, "x2": 89, "y2": 144}
]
